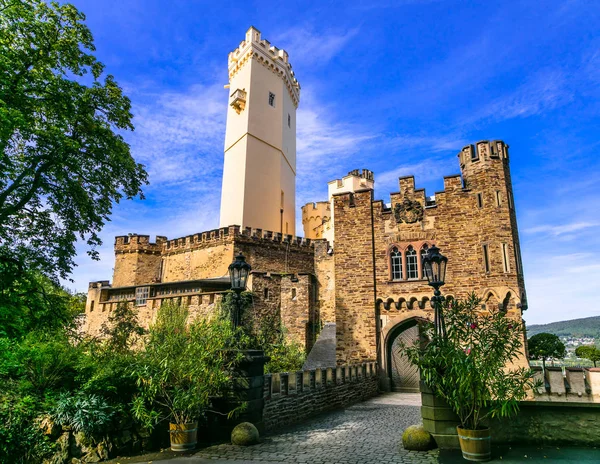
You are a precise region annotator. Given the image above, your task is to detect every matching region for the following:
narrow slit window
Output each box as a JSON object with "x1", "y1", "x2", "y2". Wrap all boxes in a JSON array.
[
  {"x1": 496, "y1": 191, "x2": 501, "y2": 207},
  {"x1": 264, "y1": 288, "x2": 269, "y2": 300},
  {"x1": 420, "y1": 244, "x2": 429, "y2": 279},
  {"x1": 483, "y1": 245, "x2": 490, "y2": 273},
  {"x1": 502, "y1": 244, "x2": 510, "y2": 273},
  {"x1": 477, "y1": 193, "x2": 483, "y2": 208},
  {"x1": 90, "y1": 301, "x2": 95, "y2": 312},
  {"x1": 288, "y1": 113, "x2": 291, "y2": 127},
  {"x1": 406, "y1": 246, "x2": 418, "y2": 279},
  {"x1": 268, "y1": 92, "x2": 275, "y2": 107},
  {"x1": 291, "y1": 288, "x2": 297, "y2": 300},
  {"x1": 390, "y1": 247, "x2": 402, "y2": 280}
]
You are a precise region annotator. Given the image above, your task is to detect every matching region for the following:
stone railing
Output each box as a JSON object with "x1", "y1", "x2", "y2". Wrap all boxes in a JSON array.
[
  {"x1": 530, "y1": 366, "x2": 600, "y2": 402},
  {"x1": 263, "y1": 362, "x2": 378, "y2": 431}
]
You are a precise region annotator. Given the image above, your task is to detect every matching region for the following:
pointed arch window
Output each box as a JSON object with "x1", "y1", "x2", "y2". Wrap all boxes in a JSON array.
[
  {"x1": 390, "y1": 247, "x2": 403, "y2": 281},
  {"x1": 406, "y1": 246, "x2": 418, "y2": 280}
]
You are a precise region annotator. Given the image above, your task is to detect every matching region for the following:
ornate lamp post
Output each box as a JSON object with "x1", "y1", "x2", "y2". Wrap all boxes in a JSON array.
[
  {"x1": 422, "y1": 245, "x2": 448, "y2": 338},
  {"x1": 228, "y1": 253, "x2": 251, "y2": 330}
]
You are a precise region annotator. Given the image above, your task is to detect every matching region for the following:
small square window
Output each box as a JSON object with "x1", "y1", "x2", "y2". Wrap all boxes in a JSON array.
[
  {"x1": 268, "y1": 92, "x2": 275, "y2": 107},
  {"x1": 136, "y1": 286, "x2": 150, "y2": 306}
]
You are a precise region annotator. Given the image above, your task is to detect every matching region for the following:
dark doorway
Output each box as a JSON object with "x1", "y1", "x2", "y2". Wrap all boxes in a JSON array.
[{"x1": 388, "y1": 321, "x2": 420, "y2": 392}]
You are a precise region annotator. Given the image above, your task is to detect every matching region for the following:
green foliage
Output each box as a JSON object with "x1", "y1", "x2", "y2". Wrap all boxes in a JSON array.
[
  {"x1": 219, "y1": 291, "x2": 306, "y2": 373},
  {"x1": 403, "y1": 294, "x2": 536, "y2": 430},
  {"x1": 575, "y1": 345, "x2": 600, "y2": 367},
  {"x1": 132, "y1": 301, "x2": 240, "y2": 428},
  {"x1": 0, "y1": 263, "x2": 84, "y2": 339},
  {"x1": 52, "y1": 392, "x2": 115, "y2": 435},
  {"x1": 251, "y1": 313, "x2": 305, "y2": 373},
  {"x1": 0, "y1": 0, "x2": 148, "y2": 281},
  {"x1": 527, "y1": 316, "x2": 600, "y2": 339},
  {"x1": 528, "y1": 333, "x2": 566, "y2": 369},
  {"x1": 0, "y1": 392, "x2": 54, "y2": 463},
  {"x1": 99, "y1": 302, "x2": 146, "y2": 353},
  {"x1": 0, "y1": 331, "x2": 82, "y2": 395}
]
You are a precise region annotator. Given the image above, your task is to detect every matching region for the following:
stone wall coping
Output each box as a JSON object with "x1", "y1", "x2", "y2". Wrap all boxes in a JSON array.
[
  {"x1": 264, "y1": 362, "x2": 378, "y2": 397},
  {"x1": 519, "y1": 401, "x2": 600, "y2": 409}
]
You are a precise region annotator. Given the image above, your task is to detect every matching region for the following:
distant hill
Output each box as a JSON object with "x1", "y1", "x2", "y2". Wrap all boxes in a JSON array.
[{"x1": 527, "y1": 315, "x2": 600, "y2": 338}]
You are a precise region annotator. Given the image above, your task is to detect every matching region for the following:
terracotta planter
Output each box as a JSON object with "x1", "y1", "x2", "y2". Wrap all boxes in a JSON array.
[
  {"x1": 169, "y1": 421, "x2": 198, "y2": 452},
  {"x1": 456, "y1": 426, "x2": 491, "y2": 462}
]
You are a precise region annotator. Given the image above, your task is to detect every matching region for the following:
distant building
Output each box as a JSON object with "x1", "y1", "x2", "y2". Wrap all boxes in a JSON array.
[{"x1": 85, "y1": 27, "x2": 529, "y2": 391}]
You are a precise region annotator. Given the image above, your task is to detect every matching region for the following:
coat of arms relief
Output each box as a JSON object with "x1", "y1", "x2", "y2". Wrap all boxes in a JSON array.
[{"x1": 393, "y1": 197, "x2": 424, "y2": 224}]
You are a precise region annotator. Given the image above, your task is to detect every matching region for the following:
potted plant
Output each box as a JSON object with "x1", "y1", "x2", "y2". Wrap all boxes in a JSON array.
[
  {"x1": 132, "y1": 301, "x2": 239, "y2": 451},
  {"x1": 404, "y1": 294, "x2": 537, "y2": 462}
]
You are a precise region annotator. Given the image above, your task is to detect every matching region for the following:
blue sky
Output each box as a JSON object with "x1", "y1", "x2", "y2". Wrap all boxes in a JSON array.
[{"x1": 66, "y1": 0, "x2": 600, "y2": 325}]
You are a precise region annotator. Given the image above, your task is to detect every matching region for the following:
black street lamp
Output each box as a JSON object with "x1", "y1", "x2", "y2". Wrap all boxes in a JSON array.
[
  {"x1": 422, "y1": 245, "x2": 448, "y2": 338},
  {"x1": 228, "y1": 253, "x2": 251, "y2": 330}
]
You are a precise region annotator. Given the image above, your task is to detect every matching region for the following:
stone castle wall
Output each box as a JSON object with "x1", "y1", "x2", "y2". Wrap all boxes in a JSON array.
[
  {"x1": 262, "y1": 362, "x2": 378, "y2": 432},
  {"x1": 331, "y1": 140, "x2": 528, "y2": 366}
]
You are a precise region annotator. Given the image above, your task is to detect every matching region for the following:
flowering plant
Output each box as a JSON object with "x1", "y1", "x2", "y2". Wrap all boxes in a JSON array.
[{"x1": 404, "y1": 293, "x2": 536, "y2": 430}]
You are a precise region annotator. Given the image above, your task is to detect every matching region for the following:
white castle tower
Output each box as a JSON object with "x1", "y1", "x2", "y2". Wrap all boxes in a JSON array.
[{"x1": 219, "y1": 27, "x2": 300, "y2": 234}]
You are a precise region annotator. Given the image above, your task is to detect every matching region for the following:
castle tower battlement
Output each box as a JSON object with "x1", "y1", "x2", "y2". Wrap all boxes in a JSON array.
[{"x1": 228, "y1": 26, "x2": 300, "y2": 106}]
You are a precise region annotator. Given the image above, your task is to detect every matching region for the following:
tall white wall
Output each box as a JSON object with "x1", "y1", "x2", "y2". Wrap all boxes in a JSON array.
[{"x1": 220, "y1": 27, "x2": 300, "y2": 234}]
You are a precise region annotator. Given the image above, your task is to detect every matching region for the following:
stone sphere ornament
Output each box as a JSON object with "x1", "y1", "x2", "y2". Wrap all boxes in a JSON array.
[
  {"x1": 231, "y1": 422, "x2": 260, "y2": 446},
  {"x1": 401, "y1": 425, "x2": 435, "y2": 451}
]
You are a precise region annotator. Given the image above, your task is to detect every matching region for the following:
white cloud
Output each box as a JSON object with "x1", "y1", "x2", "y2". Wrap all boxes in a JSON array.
[
  {"x1": 274, "y1": 27, "x2": 360, "y2": 65},
  {"x1": 524, "y1": 222, "x2": 599, "y2": 237},
  {"x1": 472, "y1": 70, "x2": 573, "y2": 122},
  {"x1": 128, "y1": 83, "x2": 227, "y2": 186}
]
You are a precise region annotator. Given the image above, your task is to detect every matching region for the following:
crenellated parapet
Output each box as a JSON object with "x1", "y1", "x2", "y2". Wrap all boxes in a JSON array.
[
  {"x1": 459, "y1": 140, "x2": 509, "y2": 176},
  {"x1": 114, "y1": 234, "x2": 166, "y2": 255},
  {"x1": 161, "y1": 225, "x2": 314, "y2": 256},
  {"x1": 328, "y1": 169, "x2": 374, "y2": 196},
  {"x1": 228, "y1": 26, "x2": 300, "y2": 106}
]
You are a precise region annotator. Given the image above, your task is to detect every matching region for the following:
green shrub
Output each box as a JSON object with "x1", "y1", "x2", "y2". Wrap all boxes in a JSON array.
[
  {"x1": 52, "y1": 392, "x2": 115, "y2": 435},
  {"x1": 132, "y1": 301, "x2": 240, "y2": 428},
  {"x1": 404, "y1": 294, "x2": 537, "y2": 431},
  {"x1": 0, "y1": 393, "x2": 54, "y2": 463}
]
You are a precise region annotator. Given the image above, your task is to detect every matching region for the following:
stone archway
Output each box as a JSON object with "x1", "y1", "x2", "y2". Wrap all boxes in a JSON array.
[{"x1": 386, "y1": 318, "x2": 422, "y2": 392}]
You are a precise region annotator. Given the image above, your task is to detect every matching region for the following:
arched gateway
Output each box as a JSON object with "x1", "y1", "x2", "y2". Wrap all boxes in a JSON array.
[{"x1": 384, "y1": 317, "x2": 427, "y2": 392}]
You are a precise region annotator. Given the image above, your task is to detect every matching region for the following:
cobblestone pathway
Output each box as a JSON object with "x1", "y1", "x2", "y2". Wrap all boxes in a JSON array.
[{"x1": 175, "y1": 393, "x2": 439, "y2": 464}]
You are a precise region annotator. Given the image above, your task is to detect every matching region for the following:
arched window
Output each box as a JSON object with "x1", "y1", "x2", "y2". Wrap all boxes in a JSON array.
[
  {"x1": 406, "y1": 246, "x2": 418, "y2": 279},
  {"x1": 420, "y1": 244, "x2": 429, "y2": 279},
  {"x1": 390, "y1": 247, "x2": 402, "y2": 280}
]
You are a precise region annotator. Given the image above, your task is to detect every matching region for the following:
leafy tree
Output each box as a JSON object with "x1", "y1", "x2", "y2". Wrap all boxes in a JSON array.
[
  {"x1": 575, "y1": 345, "x2": 600, "y2": 367},
  {"x1": 0, "y1": 0, "x2": 147, "y2": 281},
  {"x1": 0, "y1": 260, "x2": 84, "y2": 338},
  {"x1": 528, "y1": 333, "x2": 566, "y2": 369}
]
